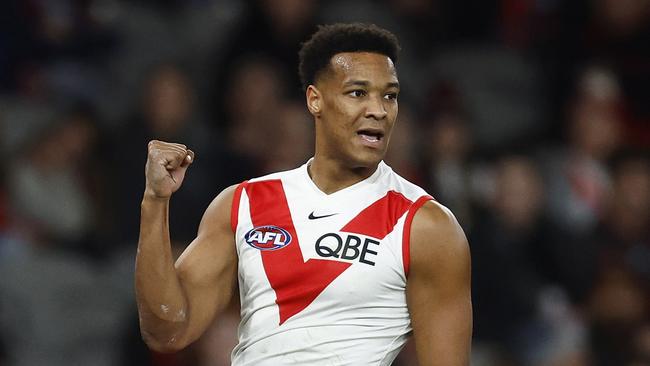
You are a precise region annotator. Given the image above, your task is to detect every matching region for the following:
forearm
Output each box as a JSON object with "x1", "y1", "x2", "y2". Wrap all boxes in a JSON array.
[{"x1": 135, "y1": 194, "x2": 189, "y2": 351}]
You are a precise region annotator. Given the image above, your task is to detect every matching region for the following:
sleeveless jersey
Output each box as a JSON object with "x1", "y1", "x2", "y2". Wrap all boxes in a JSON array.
[{"x1": 230, "y1": 160, "x2": 432, "y2": 365}]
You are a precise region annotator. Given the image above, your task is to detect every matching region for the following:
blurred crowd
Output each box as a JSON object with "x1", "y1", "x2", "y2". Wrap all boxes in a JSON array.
[{"x1": 0, "y1": 0, "x2": 648, "y2": 365}]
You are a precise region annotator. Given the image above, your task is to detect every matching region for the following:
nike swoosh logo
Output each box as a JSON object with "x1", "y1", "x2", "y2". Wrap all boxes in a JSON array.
[{"x1": 308, "y1": 212, "x2": 338, "y2": 220}]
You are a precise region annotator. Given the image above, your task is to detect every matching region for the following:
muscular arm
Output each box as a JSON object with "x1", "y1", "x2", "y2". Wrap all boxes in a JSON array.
[
  {"x1": 406, "y1": 201, "x2": 472, "y2": 366},
  {"x1": 135, "y1": 141, "x2": 238, "y2": 352},
  {"x1": 136, "y1": 186, "x2": 238, "y2": 352}
]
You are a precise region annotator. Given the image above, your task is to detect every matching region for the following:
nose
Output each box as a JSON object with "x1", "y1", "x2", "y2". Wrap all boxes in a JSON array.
[{"x1": 364, "y1": 95, "x2": 387, "y2": 120}]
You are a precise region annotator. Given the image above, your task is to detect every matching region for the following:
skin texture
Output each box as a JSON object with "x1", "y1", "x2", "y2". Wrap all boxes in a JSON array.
[
  {"x1": 136, "y1": 141, "x2": 238, "y2": 352},
  {"x1": 136, "y1": 52, "x2": 472, "y2": 364},
  {"x1": 407, "y1": 201, "x2": 472, "y2": 365},
  {"x1": 306, "y1": 52, "x2": 399, "y2": 193}
]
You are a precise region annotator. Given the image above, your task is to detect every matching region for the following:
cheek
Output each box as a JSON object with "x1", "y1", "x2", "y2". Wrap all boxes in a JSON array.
[
  {"x1": 330, "y1": 98, "x2": 354, "y2": 117},
  {"x1": 387, "y1": 100, "x2": 398, "y2": 116},
  {"x1": 326, "y1": 100, "x2": 359, "y2": 129},
  {"x1": 386, "y1": 105, "x2": 398, "y2": 125}
]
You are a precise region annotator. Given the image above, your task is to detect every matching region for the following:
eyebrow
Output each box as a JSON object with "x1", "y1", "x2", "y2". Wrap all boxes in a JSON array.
[
  {"x1": 342, "y1": 80, "x2": 400, "y2": 89},
  {"x1": 387, "y1": 82, "x2": 400, "y2": 89}
]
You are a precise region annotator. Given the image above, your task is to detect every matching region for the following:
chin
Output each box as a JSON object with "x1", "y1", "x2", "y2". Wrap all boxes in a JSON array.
[{"x1": 348, "y1": 149, "x2": 385, "y2": 169}]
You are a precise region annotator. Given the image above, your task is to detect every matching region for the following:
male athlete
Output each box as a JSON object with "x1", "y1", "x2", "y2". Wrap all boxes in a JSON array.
[{"x1": 136, "y1": 23, "x2": 471, "y2": 365}]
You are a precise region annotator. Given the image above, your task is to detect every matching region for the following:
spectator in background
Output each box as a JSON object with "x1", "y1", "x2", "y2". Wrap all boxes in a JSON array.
[
  {"x1": 471, "y1": 155, "x2": 584, "y2": 365},
  {"x1": 221, "y1": 56, "x2": 292, "y2": 176},
  {"x1": 596, "y1": 151, "x2": 650, "y2": 278},
  {"x1": 543, "y1": 66, "x2": 623, "y2": 235},
  {"x1": 0, "y1": 0, "x2": 117, "y2": 101},
  {"x1": 422, "y1": 110, "x2": 476, "y2": 229},
  {"x1": 383, "y1": 105, "x2": 423, "y2": 185},
  {"x1": 585, "y1": 151, "x2": 649, "y2": 365},
  {"x1": 209, "y1": 0, "x2": 317, "y2": 127},
  {"x1": 584, "y1": 0, "x2": 650, "y2": 146},
  {"x1": 427, "y1": 35, "x2": 547, "y2": 151},
  {"x1": 587, "y1": 267, "x2": 646, "y2": 366},
  {"x1": 0, "y1": 104, "x2": 134, "y2": 366},
  {"x1": 103, "y1": 0, "x2": 244, "y2": 124},
  {"x1": 7, "y1": 106, "x2": 100, "y2": 250},
  {"x1": 263, "y1": 101, "x2": 314, "y2": 173},
  {"x1": 112, "y1": 64, "x2": 223, "y2": 245}
]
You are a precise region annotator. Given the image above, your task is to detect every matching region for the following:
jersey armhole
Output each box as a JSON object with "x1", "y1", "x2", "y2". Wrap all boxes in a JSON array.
[
  {"x1": 402, "y1": 195, "x2": 434, "y2": 278},
  {"x1": 230, "y1": 181, "x2": 248, "y2": 233}
]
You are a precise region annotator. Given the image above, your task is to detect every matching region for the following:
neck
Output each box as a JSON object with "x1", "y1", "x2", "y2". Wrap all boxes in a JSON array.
[{"x1": 308, "y1": 154, "x2": 379, "y2": 194}]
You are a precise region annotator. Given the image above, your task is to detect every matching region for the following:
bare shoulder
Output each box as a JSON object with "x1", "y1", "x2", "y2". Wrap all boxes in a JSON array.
[
  {"x1": 409, "y1": 200, "x2": 470, "y2": 272},
  {"x1": 175, "y1": 183, "x2": 241, "y2": 280},
  {"x1": 196, "y1": 183, "x2": 241, "y2": 234},
  {"x1": 407, "y1": 203, "x2": 473, "y2": 366}
]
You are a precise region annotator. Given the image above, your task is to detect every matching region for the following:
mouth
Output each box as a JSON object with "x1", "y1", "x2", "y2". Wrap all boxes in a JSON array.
[{"x1": 356, "y1": 128, "x2": 384, "y2": 144}]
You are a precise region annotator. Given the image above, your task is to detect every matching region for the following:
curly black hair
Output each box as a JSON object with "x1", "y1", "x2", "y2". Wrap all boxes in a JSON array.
[{"x1": 298, "y1": 23, "x2": 401, "y2": 91}]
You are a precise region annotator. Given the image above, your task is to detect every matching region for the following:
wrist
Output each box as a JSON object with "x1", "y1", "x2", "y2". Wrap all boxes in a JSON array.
[{"x1": 142, "y1": 189, "x2": 171, "y2": 204}]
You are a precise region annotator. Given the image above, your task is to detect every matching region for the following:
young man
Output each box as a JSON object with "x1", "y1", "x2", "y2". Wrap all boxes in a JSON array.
[{"x1": 136, "y1": 23, "x2": 471, "y2": 365}]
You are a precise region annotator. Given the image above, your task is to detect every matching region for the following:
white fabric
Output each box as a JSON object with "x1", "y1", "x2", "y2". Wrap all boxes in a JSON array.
[{"x1": 231, "y1": 160, "x2": 430, "y2": 365}]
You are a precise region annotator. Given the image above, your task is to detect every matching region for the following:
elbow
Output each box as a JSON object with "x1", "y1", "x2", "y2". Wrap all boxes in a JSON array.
[
  {"x1": 137, "y1": 302, "x2": 191, "y2": 352},
  {"x1": 144, "y1": 342, "x2": 182, "y2": 354},
  {"x1": 140, "y1": 330, "x2": 189, "y2": 353}
]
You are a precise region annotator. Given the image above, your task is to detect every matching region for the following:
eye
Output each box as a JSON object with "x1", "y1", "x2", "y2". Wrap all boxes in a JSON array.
[
  {"x1": 384, "y1": 92, "x2": 398, "y2": 101},
  {"x1": 348, "y1": 90, "x2": 366, "y2": 98}
]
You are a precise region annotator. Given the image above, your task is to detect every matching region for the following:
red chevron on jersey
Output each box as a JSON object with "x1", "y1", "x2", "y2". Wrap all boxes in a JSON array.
[
  {"x1": 246, "y1": 182, "x2": 416, "y2": 325},
  {"x1": 341, "y1": 190, "x2": 412, "y2": 239},
  {"x1": 246, "y1": 180, "x2": 352, "y2": 325},
  {"x1": 232, "y1": 161, "x2": 434, "y2": 365}
]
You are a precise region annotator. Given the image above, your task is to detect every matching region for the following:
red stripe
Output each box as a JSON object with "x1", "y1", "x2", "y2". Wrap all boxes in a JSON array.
[
  {"x1": 402, "y1": 195, "x2": 433, "y2": 277},
  {"x1": 246, "y1": 180, "x2": 351, "y2": 325},
  {"x1": 341, "y1": 190, "x2": 413, "y2": 239},
  {"x1": 230, "y1": 181, "x2": 247, "y2": 233}
]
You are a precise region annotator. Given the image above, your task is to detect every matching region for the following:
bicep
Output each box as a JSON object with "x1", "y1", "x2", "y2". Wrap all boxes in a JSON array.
[
  {"x1": 406, "y1": 201, "x2": 472, "y2": 366},
  {"x1": 174, "y1": 184, "x2": 239, "y2": 345}
]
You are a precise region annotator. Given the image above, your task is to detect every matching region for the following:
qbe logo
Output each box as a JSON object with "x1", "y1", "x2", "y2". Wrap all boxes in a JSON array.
[{"x1": 245, "y1": 225, "x2": 292, "y2": 251}]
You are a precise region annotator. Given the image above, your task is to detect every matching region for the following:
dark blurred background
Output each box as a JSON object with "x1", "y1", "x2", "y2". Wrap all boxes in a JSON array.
[{"x1": 0, "y1": 0, "x2": 648, "y2": 365}]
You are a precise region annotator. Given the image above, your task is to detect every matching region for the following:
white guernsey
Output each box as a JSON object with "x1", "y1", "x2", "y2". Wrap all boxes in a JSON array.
[{"x1": 231, "y1": 160, "x2": 432, "y2": 365}]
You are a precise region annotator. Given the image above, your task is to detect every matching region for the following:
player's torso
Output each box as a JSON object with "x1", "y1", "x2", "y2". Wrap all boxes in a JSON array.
[{"x1": 231, "y1": 161, "x2": 430, "y2": 366}]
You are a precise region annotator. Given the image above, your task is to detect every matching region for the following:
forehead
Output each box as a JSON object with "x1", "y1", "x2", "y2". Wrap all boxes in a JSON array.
[{"x1": 326, "y1": 52, "x2": 398, "y2": 85}]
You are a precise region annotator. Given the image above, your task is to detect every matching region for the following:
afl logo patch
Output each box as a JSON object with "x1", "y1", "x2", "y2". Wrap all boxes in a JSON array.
[{"x1": 245, "y1": 225, "x2": 292, "y2": 251}]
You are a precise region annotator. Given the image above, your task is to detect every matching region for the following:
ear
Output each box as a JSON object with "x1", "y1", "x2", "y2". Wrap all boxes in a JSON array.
[{"x1": 306, "y1": 85, "x2": 322, "y2": 117}]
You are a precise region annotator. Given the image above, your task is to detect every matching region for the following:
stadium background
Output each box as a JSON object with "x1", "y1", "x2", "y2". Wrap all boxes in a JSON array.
[{"x1": 0, "y1": 0, "x2": 648, "y2": 365}]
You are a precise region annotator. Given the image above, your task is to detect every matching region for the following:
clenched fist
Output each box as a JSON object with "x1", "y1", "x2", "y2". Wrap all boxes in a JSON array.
[{"x1": 144, "y1": 140, "x2": 194, "y2": 199}]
